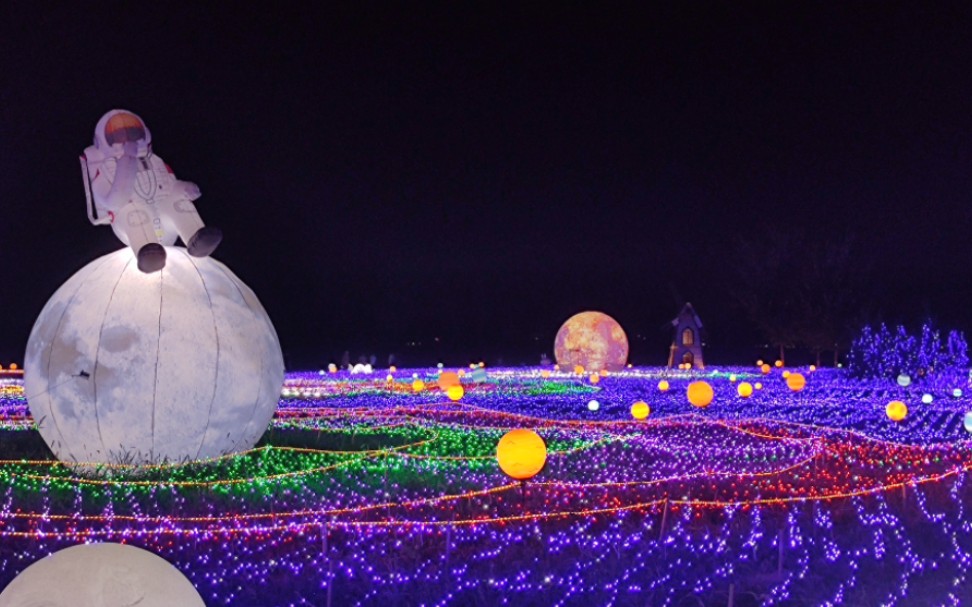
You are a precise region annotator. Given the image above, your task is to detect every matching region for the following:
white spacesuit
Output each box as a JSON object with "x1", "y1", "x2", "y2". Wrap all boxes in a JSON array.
[{"x1": 81, "y1": 109, "x2": 221, "y2": 273}]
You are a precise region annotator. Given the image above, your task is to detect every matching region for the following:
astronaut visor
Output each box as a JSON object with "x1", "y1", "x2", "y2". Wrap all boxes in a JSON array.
[{"x1": 105, "y1": 113, "x2": 146, "y2": 144}]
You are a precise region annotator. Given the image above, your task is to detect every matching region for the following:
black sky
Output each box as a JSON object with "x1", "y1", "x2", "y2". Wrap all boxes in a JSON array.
[{"x1": 3, "y1": 3, "x2": 972, "y2": 368}]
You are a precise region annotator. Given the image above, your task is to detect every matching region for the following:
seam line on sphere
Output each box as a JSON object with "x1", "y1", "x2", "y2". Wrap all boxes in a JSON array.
[
  {"x1": 151, "y1": 267, "x2": 164, "y2": 461},
  {"x1": 213, "y1": 261, "x2": 267, "y2": 452},
  {"x1": 185, "y1": 250, "x2": 221, "y2": 461},
  {"x1": 41, "y1": 254, "x2": 113, "y2": 464},
  {"x1": 92, "y1": 255, "x2": 136, "y2": 462}
]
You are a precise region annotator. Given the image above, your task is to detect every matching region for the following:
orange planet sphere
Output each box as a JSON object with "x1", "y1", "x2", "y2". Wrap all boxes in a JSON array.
[
  {"x1": 687, "y1": 381, "x2": 714, "y2": 408},
  {"x1": 437, "y1": 371, "x2": 460, "y2": 391},
  {"x1": 496, "y1": 429, "x2": 547, "y2": 480},
  {"x1": 554, "y1": 311, "x2": 629, "y2": 373},
  {"x1": 786, "y1": 373, "x2": 806, "y2": 392},
  {"x1": 631, "y1": 401, "x2": 650, "y2": 420},
  {"x1": 446, "y1": 385, "x2": 464, "y2": 401},
  {"x1": 886, "y1": 400, "x2": 908, "y2": 422},
  {"x1": 737, "y1": 382, "x2": 753, "y2": 398}
]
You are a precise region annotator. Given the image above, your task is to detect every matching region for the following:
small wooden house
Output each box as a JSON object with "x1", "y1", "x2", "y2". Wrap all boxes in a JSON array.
[{"x1": 667, "y1": 303, "x2": 704, "y2": 369}]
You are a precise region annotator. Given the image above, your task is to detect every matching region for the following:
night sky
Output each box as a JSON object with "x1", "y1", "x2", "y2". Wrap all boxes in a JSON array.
[{"x1": 3, "y1": 3, "x2": 972, "y2": 369}]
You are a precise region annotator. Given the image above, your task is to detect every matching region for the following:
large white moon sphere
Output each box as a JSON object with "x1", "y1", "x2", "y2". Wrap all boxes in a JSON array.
[
  {"x1": 0, "y1": 542, "x2": 205, "y2": 607},
  {"x1": 24, "y1": 247, "x2": 284, "y2": 466}
]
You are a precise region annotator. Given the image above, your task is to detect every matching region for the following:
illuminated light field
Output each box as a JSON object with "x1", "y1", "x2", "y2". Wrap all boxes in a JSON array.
[{"x1": 2, "y1": 367, "x2": 972, "y2": 606}]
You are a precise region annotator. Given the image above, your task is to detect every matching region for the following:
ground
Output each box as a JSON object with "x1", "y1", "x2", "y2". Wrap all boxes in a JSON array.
[{"x1": 0, "y1": 366, "x2": 971, "y2": 606}]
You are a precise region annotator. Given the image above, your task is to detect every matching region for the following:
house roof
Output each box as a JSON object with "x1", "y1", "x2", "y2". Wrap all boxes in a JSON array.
[{"x1": 670, "y1": 302, "x2": 703, "y2": 329}]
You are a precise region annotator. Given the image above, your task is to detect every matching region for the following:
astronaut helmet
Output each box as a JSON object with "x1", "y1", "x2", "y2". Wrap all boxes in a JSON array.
[{"x1": 93, "y1": 109, "x2": 152, "y2": 157}]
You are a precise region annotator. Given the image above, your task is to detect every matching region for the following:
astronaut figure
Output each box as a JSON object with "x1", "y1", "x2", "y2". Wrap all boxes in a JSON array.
[{"x1": 81, "y1": 109, "x2": 222, "y2": 273}]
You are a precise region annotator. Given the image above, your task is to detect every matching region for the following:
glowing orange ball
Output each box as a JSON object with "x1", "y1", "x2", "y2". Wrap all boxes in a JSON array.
[
  {"x1": 540, "y1": 370, "x2": 551, "y2": 379},
  {"x1": 412, "y1": 380, "x2": 426, "y2": 392},
  {"x1": 687, "y1": 381, "x2": 714, "y2": 408},
  {"x1": 9, "y1": 363, "x2": 18, "y2": 371},
  {"x1": 446, "y1": 385, "x2": 464, "y2": 401},
  {"x1": 760, "y1": 364, "x2": 771, "y2": 375},
  {"x1": 782, "y1": 370, "x2": 791, "y2": 379},
  {"x1": 755, "y1": 382, "x2": 763, "y2": 390},
  {"x1": 658, "y1": 380, "x2": 670, "y2": 392},
  {"x1": 756, "y1": 359, "x2": 764, "y2": 367},
  {"x1": 573, "y1": 365, "x2": 585, "y2": 375},
  {"x1": 589, "y1": 374, "x2": 600, "y2": 385},
  {"x1": 774, "y1": 360, "x2": 784, "y2": 368},
  {"x1": 809, "y1": 365, "x2": 816, "y2": 372},
  {"x1": 737, "y1": 382, "x2": 753, "y2": 398},
  {"x1": 437, "y1": 371, "x2": 460, "y2": 391},
  {"x1": 496, "y1": 429, "x2": 547, "y2": 480},
  {"x1": 389, "y1": 365, "x2": 397, "y2": 372},
  {"x1": 631, "y1": 401, "x2": 650, "y2": 420},
  {"x1": 786, "y1": 373, "x2": 806, "y2": 392},
  {"x1": 886, "y1": 400, "x2": 908, "y2": 422}
]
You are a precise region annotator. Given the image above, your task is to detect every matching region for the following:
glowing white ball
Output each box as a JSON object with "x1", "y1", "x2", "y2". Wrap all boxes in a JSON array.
[
  {"x1": 922, "y1": 393, "x2": 933, "y2": 404},
  {"x1": 24, "y1": 248, "x2": 284, "y2": 466},
  {"x1": 0, "y1": 542, "x2": 205, "y2": 607},
  {"x1": 896, "y1": 374, "x2": 911, "y2": 387},
  {"x1": 587, "y1": 399, "x2": 600, "y2": 411},
  {"x1": 964, "y1": 412, "x2": 972, "y2": 433}
]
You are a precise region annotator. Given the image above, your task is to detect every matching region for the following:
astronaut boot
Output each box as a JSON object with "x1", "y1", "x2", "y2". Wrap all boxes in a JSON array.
[
  {"x1": 187, "y1": 226, "x2": 223, "y2": 258},
  {"x1": 137, "y1": 243, "x2": 166, "y2": 273}
]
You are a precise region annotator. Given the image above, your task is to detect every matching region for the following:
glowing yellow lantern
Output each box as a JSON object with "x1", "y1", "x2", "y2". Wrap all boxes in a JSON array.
[
  {"x1": 437, "y1": 371, "x2": 460, "y2": 391},
  {"x1": 786, "y1": 373, "x2": 806, "y2": 392},
  {"x1": 573, "y1": 365, "x2": 585, "y2": 375},
  {"x1": 658, "y1": 380, "x2": 670, "y2": 392},
  {"x1": 9, "y1": 363, "x2": 17, "y2": 371},
  {"x1": 886, "y1": 400, "x2": 908, "y2": 422},
  {"x1": 774, "y1": 360, "x2": 783, "y2": 368},
  {"x1": 600, "y1": 369, "x2": 609, "y2": 377},
  {"x1": 809, "y1": 365, "x2": 816, "y2": 372},
  {"x1": 755, "y1": 382, "x2": 763, "y2": 390},
  {"x1": 412, "y1": 379, "x2": 426, "y2": 392},
  {"x1": 446, "y1": 385, "x2": 464, "y2": 401},
  {"x1": 496, "y1": 429, "x2": 547, "y2": 480},
  {"x1": 729, "y1": 374, "x2": 737, "y2": 383},
  {"x1": 389, "y1": 365, "x2": 397, "y2": 372},
  {"x1": 760, "y1": 364, "x2": 771, "y2": 375},
  {"x1": 540, "y1": 370, "x2": 551, "y2": 379},
  {"x1": 782, "y1": 370, "x2": 791, "y2": 379},
  {"x1": 589, "y1": 374, "x2": 600, "y2": 385},
  {"x1": 385, "y1": 374, "x2": 394, "y2": 383},
  {"x1": 687, "y1": 381, "x2": 714, "y2": 408},
  {"x1": 631, "y1": 401, "x2": 650, "y2": 420},
  {"x1": 737, "y1": 382, "x2": 753, "y2": 398},
  {"x1": 756, "y1": 359, "x2": 764, "y2": 367}
]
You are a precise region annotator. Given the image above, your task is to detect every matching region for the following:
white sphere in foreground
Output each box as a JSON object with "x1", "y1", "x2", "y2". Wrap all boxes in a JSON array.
[
  {"x1": 0, "y1": 542, "x2": 205, "y2": 607},
  {"x1": 25, "y1": 248, "x2": 284, "y2": 466}
]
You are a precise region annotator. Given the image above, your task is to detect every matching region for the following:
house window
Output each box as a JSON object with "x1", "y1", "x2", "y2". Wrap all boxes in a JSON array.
[{"x1": 682, "y1": 328, "x2": 694, "y2": 346}]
